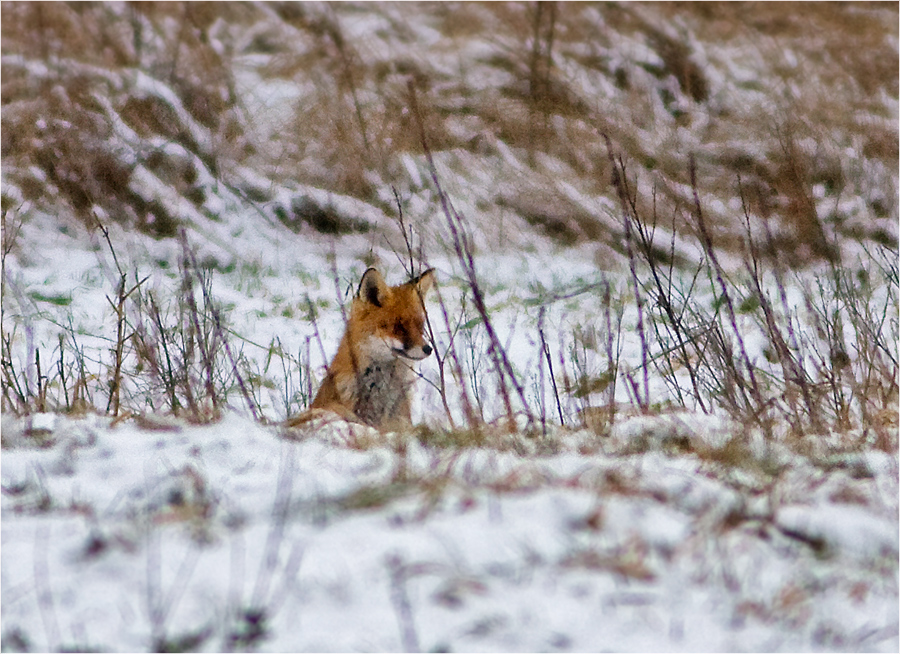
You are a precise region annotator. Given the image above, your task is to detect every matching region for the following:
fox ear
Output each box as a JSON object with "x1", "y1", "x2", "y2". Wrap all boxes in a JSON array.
[
  {"x1": 357, "y1": 268, "x2": 388, "y2": 307},
  {"x1": 413, "y1": 268, "x2": 435, "y2": 297}
]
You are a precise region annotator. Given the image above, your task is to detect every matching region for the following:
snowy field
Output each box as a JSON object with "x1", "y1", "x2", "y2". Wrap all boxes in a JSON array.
[
  {"x1": 2, "y1": 409, "x2": 898, "y2": 652},
  {"x1": 2, "y1": 2, "x2": 898, "y2": 652},
  {"x1": 3, "y1": 201, "x2": 898, "y2": 652}
]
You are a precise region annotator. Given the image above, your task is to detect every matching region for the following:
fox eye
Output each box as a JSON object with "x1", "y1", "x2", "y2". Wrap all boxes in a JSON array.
[{"x1": 394, "y1": 319, "x2": 409, "y2": 341}]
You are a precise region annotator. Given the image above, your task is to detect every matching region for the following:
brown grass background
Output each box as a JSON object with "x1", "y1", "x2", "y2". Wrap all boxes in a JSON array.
[{"x1": 1, "y1": 2, "x2": 897, "y2": 263}]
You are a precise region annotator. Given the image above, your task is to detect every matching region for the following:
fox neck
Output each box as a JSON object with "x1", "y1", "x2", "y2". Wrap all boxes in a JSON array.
[
  {"x1": 324, "y1": 337, "x2": 418, "y2": 428},
  {"x1": 352, "y1": 358, "x2": 416, "y2": 427}
]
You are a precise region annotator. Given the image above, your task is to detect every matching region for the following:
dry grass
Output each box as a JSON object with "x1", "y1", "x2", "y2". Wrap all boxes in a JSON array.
[
  {"x1": 1, "y1": 2, "x2": 897, "y2": 453},
  {"x1": 1, "y1": 2, "x2": 247, "y2": 235},
  {"x1": 2, "y1": 2, "x2": 896, "y2": 258},
  {"x1": 253, "y1": 2, "x2": 896, "y2": 258}
]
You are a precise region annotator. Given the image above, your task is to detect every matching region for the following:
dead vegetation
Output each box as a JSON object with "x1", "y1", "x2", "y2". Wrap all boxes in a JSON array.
[
  {"x1": 2, "y1": 2, "x2": 896, "y2": 256},
  {"x1": 1, "y1": 2, "x2": 897, "y2": 457}
]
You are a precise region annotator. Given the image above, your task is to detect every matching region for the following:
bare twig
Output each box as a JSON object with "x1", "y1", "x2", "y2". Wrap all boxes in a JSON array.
[
  {"x1": 179, "y1": 229, "x2": 218, "y2": 415},
  {"x1": 538, "y1": 307, "x2": 565, "y2": 426},
  {"x1": 408, "y1": 80, "x2": 533, "y2": 430},
  {"x1": 387, "y1": 555, "x2": 420, "y2": 653},
  {"x1": 689, "y1": 156, "x2": 768, "y2": 435},
  {"x1": 34, "y1": 525, "x2": 60, "y2": 651}
]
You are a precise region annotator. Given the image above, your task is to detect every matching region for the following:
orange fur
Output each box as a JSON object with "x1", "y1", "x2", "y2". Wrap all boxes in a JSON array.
[{"x1": 292, "y1": 268, "x2": 434, "y2": 430}]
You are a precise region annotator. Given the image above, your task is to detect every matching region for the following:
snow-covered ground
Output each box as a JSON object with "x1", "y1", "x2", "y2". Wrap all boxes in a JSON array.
[
  {"x1": 2, "y1": 204, "x2": 898, "y2": 651},
  {"x1": 3, "y1": 410, "x2": 897, "y2": 652},
  {"x1": 2, "y1": 3, "x2": 898, "y2": 652}
]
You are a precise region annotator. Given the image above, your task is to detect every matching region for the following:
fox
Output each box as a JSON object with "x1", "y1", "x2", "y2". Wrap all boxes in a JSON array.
[{"x1": 289, "y1": 267, "x2": 435, "y2": 430}]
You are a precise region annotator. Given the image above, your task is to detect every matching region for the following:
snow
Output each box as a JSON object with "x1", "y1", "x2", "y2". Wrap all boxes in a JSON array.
[
  {"x1": 2, "y1": 3, "x2": 898, "y2": 651},
  {"x1": 2, "y1": 412, "x2": 897, "y2": 652},
  {"x1": 776, "y1": 504, "x2": 899, "y2": 561}
]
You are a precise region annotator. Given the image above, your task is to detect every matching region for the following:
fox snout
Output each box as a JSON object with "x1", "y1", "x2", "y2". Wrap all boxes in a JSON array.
[{"x1": 396, "y1": 342, "x2": 432, "y2": 360}]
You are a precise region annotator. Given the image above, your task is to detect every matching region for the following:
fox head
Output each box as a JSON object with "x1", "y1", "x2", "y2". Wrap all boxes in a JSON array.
[{"x1": 349, "y1": 267, "x2": 435, "y2": 363}]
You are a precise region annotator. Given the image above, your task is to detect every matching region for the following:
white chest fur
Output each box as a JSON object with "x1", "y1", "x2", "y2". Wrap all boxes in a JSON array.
[{"x1": 353, "y1": 359, "x2": 415, "y2": 427}]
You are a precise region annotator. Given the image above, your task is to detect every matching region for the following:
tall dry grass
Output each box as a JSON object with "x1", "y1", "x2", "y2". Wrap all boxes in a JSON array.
[{"x1": 1, "y1": 2, "x2": 897, "y2": 452}]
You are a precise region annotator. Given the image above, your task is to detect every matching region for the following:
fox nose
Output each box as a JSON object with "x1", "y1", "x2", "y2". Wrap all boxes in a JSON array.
[{"x1": 422, "y1": 343, "x2": 432, "y2": 356}]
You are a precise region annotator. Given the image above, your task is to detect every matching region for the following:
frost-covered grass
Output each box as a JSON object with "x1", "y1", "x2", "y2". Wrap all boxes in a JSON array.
[
  {"x1": 3, "y1": 411, "x2": 898, "y2": 652},
  {"x1": 2, "y1": 180, "x2": 898, "y2": 651},
  {"x1": 2, "y1": 2, "x2": 898, "y2": 652},
  {"x1": 4, "y1": 191, "x2": 897, "y2": 440},
  {"x1": 2, "y1": 3, "x2": 897, "y2": 258}
]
